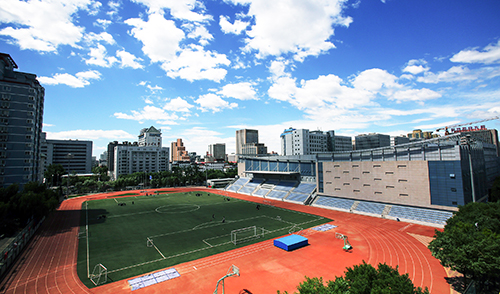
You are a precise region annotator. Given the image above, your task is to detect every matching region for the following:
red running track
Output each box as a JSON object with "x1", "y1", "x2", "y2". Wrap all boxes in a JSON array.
[{"x1": 0, "y1": 188, "x2": 451, "y2": 294}]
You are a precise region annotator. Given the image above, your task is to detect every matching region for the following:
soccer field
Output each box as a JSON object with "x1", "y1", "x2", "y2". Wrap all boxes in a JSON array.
[{"x1": 77, "y1": 191, "x2": 331, "y2": 287}]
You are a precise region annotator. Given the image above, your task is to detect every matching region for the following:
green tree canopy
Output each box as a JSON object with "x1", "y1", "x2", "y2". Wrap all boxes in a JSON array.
[
  {"x1": 44, "y1": 164, "x2": 65, "y2": 186},
  {"x1": 428, "y1": 201, "x2": 500, "y2": 291},
  {"x1": 278, "y1": 261, "x2": 428, "y2": 294}
]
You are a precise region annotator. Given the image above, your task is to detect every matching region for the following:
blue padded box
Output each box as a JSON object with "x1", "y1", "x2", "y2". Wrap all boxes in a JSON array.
[{"x1": 274, "y1": 234, "x2": 308, "y2": 251}]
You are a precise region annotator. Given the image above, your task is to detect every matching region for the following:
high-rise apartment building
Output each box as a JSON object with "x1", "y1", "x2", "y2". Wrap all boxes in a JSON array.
[
  {"x1": 171, "y1": 139, "x2": 190, "y2": 162},
  {"x1": 236, "y1": 129, "x2": 259, "y2": 155},
  {"x1": 138, "y1": 126, "x2": 162, "y2": 147},
  {"x1": 41, "y1": 133, "x2": 93, "y2": 174},
  {"x1": 208, "y1": 143, "x2": 226, "y2": 162},
  {"x1": 109, "y1": 127, "x2": 169, "y2": 180},
  {"x1": 0, "y1": 53, "x2": 45, "y2": 188},
  {"x1": 354, "y1": 133, "x2": 390, "y2": 150},
  {"x1": 281, "y1": 128, "x2": 353, "y2": 155}
]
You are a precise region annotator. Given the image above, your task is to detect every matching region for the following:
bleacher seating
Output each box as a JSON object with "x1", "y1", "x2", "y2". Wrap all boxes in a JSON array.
[
  {"x1": 388, "y1": 205, "x2": 453, "y2": 225},
  {"x1": 286, "y1": 192, "x2": 310, "y2": 203},
  {"x1": 293, "y1": 183, "x2": 316, "y2": 194},
  {"x1": 245, "y1": 178, "x2": 264, "y2": 187},
  {"x1": 354, "y1": 201, "x2": 386, "y2": 215},
  {"x1": 226, "y1": 185, "x2": 240, "y2": 192},
  {"x1": 274, "y1": 181, "x2": 297, "y2": 191},
  {"x1": 233, "y1": 177, "x2": 250, "y2": 186},
  {"x1": 239, "y1": 186, "x2": 257, "y2": 194},
  {"x1": 314, "y1": 196, "x2": 355, "y2": 211},
  {"x1": 253, "y1": 188, "x2": 270, "y2": 197},
  {"x1": 264, "y1": 179, "x2": 280, "y2": 185},
  {"x1": 266, "y1": 190, "x2": 289, "y2": 200}
]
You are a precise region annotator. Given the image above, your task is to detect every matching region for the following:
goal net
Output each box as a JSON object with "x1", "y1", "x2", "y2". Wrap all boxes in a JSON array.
[
  {"x1": 147, "y1": 237, "x2": 154, "y2": 248},
  {"x1": 90, "y1": 263, "x2": 107, "y2": 286},
  {"x1": 231, "y1": 226, "x2": 263, "y2": 245}
]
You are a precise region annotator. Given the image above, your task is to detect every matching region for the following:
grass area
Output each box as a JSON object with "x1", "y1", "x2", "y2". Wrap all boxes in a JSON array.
[{"x1": 77, "y1": 191, "x2": 331, "y2": 287}]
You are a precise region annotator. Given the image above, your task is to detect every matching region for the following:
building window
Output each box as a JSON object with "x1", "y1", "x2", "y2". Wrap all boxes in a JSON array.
[
  {"x1": 374, "y1": 191, "x2": 382, "y2": 194},
  {"x1": 373, "y1": 164, "x2": 381, "y2": 168},
  {"x1": 450, "y1": 174, "x2": 455, "y2": 179},
  {"x1": 399, "y1": 193, "x2": 409, "y2": 197},
  {"x1": 352, "y1": 164, "x2": 359, "y2": 168},
  {"x1": 353, "y1": 189, "x2": 360, "y2": 193},
  {"x1": 374, "y1": 178, "x2": 381, "y2": 181},
  {"x1": 363, "y1": 183, "x2": 370, "y2": 187},
  {"x1": 385, "y1": 171, "x2": 394, "y2": 175},
  {"x1": 451, "y1": 188, "x2": 457, "y2": 192},
  {"x1": 398, "y1": 179, "x2": 408, "y2": 182},
  {"x1": 362, "y1": 171, "x2": 370, "y2": 174},
  {"x1": 386, "y1": 185, "x2": 394, "y2": 189},
  {"x1": 397, "y1": 165, "x2": 407, "y2": 168},
  {"x1": 343, "y1": 171, "x2": 349, "y2": 173},
  {"x1": 3, "y1": 86, "x2": 11, "y2": 91}
]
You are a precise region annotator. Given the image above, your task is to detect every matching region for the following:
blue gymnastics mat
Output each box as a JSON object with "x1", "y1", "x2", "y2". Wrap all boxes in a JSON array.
[{"x1": 274, "y1": 234, "x2": 308, "y2": 251}]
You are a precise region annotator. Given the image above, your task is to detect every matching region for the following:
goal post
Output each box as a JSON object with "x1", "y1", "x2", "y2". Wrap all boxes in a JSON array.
[
  {"x1": 90, "y1": 263, "x2": 107, "y2": 286},
  {"x1": 230, "y1": 226, "x2": 264, "y2": 245},
  {"x1": 147, "y1": 237, "x2": 154, "y2": 247}
]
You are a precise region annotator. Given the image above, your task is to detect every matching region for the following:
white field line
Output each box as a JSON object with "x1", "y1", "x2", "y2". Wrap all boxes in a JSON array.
[
  {"x1": 202, "y1": 240, "x2": 213, "y2": 247},
  {"x1": 114, "y1": 198, "x2": 118, "y2": 203},
  {"x1": 85, "y1": 201, "x2": 90, "y2": 278}
]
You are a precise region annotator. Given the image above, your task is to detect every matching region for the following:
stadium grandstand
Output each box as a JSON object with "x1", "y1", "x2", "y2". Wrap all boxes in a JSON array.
[{"x1": 225, "y1": 132, "x2": 500, "y2": 227}]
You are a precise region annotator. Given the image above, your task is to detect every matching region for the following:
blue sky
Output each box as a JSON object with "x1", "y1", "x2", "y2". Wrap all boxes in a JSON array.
[{"x1": 1, "y1": 0, "x2": 500, "y2": 158}]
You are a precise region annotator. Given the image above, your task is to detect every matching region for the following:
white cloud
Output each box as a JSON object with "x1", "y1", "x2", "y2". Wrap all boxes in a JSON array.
[
  {"x1": 390, "y1": 88, "x2": 442, "y2": 103},
  {"x1": 417, "y1": 65, "x2": 478, "y2": 84},
  {"x1": 85, "y1": 44, "x2": 118, "y2": 67},
  {"x1": 351, "y1": 68, "x2": 399, "y2": 92},
  {"x1": 84, "y1": 32, "x2": 115, "y2": 45},
  {"x1": 0, "y1": 0, "x2": 95, "y2": 52},
  {"x1": 160, "y1": 46, "x2": 230, "y2": 82},
  {"x1": 450, "y1": 40, "x2": 500, "y2": 64},
  {"x1": 125, "y1": 13, "x2": 185, "y2": 63},
  {"x1": 130, "y1": 0, "x2": 212, "y2": 22},
  {"x1": 219, "y1": 15, "x2": 249, "y2": 35},
  {"x1": 38, "y1": 70, "x2": 101, "y2": 88},
  {"x1": 268, "y1": 58, "x2": 292, "y2": 81},
  {"x1": 195, "y1": 93, "x2": 238, "y2": 112},
  {"x1": 227, "y1": 0, "x2": 352, "y2": 60},
  {"x1": 402, "y1": 59, "x2": 429, "y2": 75},
  {"x1": 139, "y1": 81, "x2": 163, "y2": 93},
  {"x1": 184, "y1": 23, "x2": 213, "y2": 45},
  {"x1": 163, "y1": 97, "x2": 195, "y2": 112},
  {"x1": 218, "y1": 82, "x2": 257, "y2": 100},
  {"x1": 116, "y1": 50, "x2": 144, "y2": 69},
  {"x1": 114, "y1": 105, "x2": 180, "y2": 124},
  {"x1": 45, "y1": 129, "x2": 135, "y2": 140},
  {"x1": 94, "y1": 19, "x2": 112, "y2": 28}
]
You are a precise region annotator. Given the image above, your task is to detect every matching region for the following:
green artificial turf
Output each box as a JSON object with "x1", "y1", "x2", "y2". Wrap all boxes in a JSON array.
[{"x1": 76, "y1": 191, "x2": 330, "y2": 287}]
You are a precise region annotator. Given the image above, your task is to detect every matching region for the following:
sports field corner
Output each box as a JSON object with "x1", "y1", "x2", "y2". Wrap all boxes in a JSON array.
[{"x1": 0, "y1": 187, "x2": 452, "y2": 294}]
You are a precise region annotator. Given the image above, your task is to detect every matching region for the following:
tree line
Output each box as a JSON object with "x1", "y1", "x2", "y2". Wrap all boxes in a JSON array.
[{"x1": 44, "y1": 163, "x2": 238, "y2": 195}]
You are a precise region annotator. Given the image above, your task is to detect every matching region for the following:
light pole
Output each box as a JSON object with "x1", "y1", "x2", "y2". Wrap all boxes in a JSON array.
[{"x1": 66, "y1": 153, "x2": 73, "y2": 196}]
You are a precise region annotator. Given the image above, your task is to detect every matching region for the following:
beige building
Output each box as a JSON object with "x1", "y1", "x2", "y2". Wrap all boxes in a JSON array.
[{"x1": 171, "y1": 139, "x2": 190, "y2": 162}]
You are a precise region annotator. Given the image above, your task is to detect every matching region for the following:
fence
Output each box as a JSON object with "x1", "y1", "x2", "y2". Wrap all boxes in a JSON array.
[{"x1": 0, "y1": 216, "x2": 45, "y2": 281}]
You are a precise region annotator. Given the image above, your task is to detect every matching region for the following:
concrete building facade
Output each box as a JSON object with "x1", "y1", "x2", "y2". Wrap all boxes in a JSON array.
[
  {"x1": 41, "y1": 134, "x2": 93, "y2": 175},
  {"x1": 236, "y1": 129, "x2": 259, "y2": 155},
  {"x1": 208, "y1": 143, "x2": 226, "y2": 162},
  {"x1": 281, "y1": 128, "x2": 353, "y2": 156},
  {"x1": 112, "y1": 145, "x2": 169, "y2": 180},
  {"x1": 0, "y1": 53, "x2": 45, "y2": 188},
  {"x1": 354, "y1": 133, "x2": 390, "y2": 150}
]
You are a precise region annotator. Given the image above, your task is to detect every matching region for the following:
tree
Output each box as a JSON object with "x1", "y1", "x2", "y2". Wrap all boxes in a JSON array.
[
  {"x1": 428, "y1": 202, "x2": 500, "y2": 292},
  {"x1": 490, "y1": 176, "x2": 500, "y2": 202},
  {"x1": 278, "y1": 261, "x2": 428, "y2": 294},
  {"x1": 92, "y1": 165, "x2": 110, "y2": 182},
  {"x1": 44, "y1": 164, "x2": 65, "y2": 186}
]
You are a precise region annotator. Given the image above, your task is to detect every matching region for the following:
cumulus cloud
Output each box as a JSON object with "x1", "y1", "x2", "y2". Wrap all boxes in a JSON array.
[
  {"x1": 417, "y1": 65, "x2": 478, "y2": 84},
  {"x1": 226, "y1": 0, "x2": 352, "y2": 60},
  {"x1": 403, "y1": 59, "x2": 429, "y2": 75},
  {"x1": 0, "y1": 0, "x2": 95, "y2": 52},
  {"x1": 450, "y1": 40, "x2": 500, "y2": 64},
  {"x1": 218, "y1": 82, "x2": 257, "y2": 100},
  {"x1": 195, "y1": 93, "x2": 238, "y2": 112},
  {"x1": 114, "y1": 105, "x2": 180, "y2": 124},
  {"x1": 164, "y1": 97, "x2": 195, "y2": 112},
  {"x1": 160, "y1": 46, "x2": 230, "y2": 82},
  {"x1": 38, "y1": 70, "x2": 101, "y2": 88},
  {"x1": 219, "y1": 15, "x2": 249, "y2": 35},
  {"x1": 125, "y1": 13, "x2": 185, "y2": 63},
  {"x1": 116, "y1": 50, "x2": 144, "y2": 69},
  {"x1": 85, "y1": 44, "x2": 118, "y2": 67},
  {"x1": 131, "y1": 0, "x2": 212, "y2": 22}
]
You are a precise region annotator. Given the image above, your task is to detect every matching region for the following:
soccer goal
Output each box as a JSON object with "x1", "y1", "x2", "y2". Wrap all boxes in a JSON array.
[
  {"x1": 147, "y1": 237, "x2": 154, "y2": 247},
  {"x1": 90, "y1": 263, "x2": 107, "y2": 286},
  {"x1": 231, "y1": 226, "x2": 264, "y2": 245}
]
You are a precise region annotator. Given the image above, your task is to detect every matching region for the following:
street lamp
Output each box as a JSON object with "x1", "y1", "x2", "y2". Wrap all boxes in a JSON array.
[{"x1": 66, "y1": 153, "x2": 74, "y2": 196}]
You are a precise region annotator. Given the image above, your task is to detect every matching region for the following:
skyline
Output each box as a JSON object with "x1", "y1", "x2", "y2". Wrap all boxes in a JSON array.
[{"x1": 1, "y1": 0, "x2": 500, "y2": 157}]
